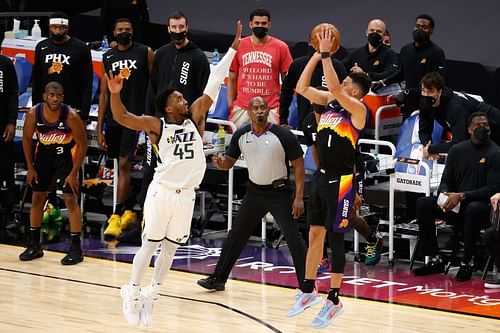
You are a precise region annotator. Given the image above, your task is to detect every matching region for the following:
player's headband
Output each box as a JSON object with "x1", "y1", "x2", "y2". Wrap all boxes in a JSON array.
[{"x1": 49, "y1": 18, "x2": 69, "y2": 26}]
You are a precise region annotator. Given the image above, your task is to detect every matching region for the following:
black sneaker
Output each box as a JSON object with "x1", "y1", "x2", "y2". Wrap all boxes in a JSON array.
[
  {"x1": 455, "y1": 263, "x2": 473, "y2": 282},
  {"x1": 61, "y1": 247, "x2": 84, "y2": 265},
  {"x1": 19, "y1": 245, "x2": 44, "y2": 261},
  {"x1": 197, "y1": 276, "x2": 225, "y2": 291},
  {"x1": 484, "y1": 279, "x2": 500, "y2": 289},
  {"x1": 412, "y1": 260, "x2": 445, "y2": 276}
]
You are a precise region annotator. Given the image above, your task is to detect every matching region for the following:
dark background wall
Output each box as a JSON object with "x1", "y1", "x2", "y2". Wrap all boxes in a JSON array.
[
  {"x1": 6, "y1": 0, "x2": 500, "y2": 105},
  {"x1": 143, "y1": 0, "x2": 500, "y2": 69}
]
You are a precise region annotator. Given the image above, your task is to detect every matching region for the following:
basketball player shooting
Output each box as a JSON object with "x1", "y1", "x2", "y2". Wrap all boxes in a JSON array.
[{"x1": 106, "y1": 21, "x2": 242, "y2": 327}]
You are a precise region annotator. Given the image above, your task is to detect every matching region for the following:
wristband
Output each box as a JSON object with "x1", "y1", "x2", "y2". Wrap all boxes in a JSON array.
[{"x1": 320, "y1": 52, "x2": 330, "y2": 59}]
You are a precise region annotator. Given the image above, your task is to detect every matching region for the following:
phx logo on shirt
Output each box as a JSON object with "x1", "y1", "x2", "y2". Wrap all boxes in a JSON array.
[
  {"x1": 45, "y1": 54, "x2": 71, "y2": 74},
  {"x1": 111, "y1": 59, "x2": 138, "y2": 80}
]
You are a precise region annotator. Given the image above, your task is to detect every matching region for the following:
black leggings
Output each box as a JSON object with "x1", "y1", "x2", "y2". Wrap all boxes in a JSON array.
[{"x1": 328, "y1": 231, "x2": 345, "y2": 273}]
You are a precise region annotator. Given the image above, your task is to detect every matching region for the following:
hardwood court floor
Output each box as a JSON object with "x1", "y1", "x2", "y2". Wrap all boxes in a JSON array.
[{"x1": 0, "y1": 244, "x2": 498, "y2": 333}]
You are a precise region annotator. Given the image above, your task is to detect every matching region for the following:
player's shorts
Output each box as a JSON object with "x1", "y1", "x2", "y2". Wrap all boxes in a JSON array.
[
  {"x1": 229, "y1": 104, "x2": 279, "y2": 128},
  {"x1": 32, "y1": 153, "x2": 74, "y2": 193},
  {"x1": 307, "y1": 170, "x2": 354, "y2": 233},
  {"x1": 105, "y1": 125, "x2": 138, "y2": 159},
  {"x1": 142, "y1": 181, "x2": 196, "y2": 244}
]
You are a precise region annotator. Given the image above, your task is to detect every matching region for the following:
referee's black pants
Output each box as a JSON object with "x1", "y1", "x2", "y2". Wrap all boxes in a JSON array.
[{"x1": 212, "y1": 182, "x2": 307, "y2": 284}]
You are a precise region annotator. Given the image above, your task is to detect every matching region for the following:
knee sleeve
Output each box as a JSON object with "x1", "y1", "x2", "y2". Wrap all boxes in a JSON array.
[{"x1": 328, "y1": 232, "x2": 345, "y2": 273}]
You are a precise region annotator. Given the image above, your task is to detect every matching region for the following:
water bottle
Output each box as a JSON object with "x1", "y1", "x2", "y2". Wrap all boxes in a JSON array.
[
  {"x1": 216, "y1": 125, "x2": 225, "y2": 153},
  {"x1": 101, "y1": 35, "x2": 109, "y2": 51},
  {"x1": 31, "y1": 19, "x2": 42, "y2": 39},
  {"x1": 212, "y1": 48, "x2": 220, "y2": 65}
]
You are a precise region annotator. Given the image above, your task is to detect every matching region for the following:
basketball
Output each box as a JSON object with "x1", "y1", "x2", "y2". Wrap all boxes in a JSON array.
[{"x1": 309, "y1": 23, "x2": 341, "y2": 54}]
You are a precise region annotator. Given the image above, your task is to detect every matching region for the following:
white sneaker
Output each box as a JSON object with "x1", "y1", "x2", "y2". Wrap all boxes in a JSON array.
[
  {"x1": 120, "y1": 284, "x2": 142, "y2": 326},
  {"x1": 311, "y1": 299, "x2": 344, "y2": 328},
  {"x1": 140, "y1": 285, "x2": 158, "y2": 326},
  {"x1": 286, "y1": 289, "x2": 322, "y2": 317}
]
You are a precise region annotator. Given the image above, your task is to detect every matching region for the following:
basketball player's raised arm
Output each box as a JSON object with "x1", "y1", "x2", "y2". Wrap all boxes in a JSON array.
[
  {"x1": 318, "y1": 28, "x2": 366, "y2": 128},
  {"x1": 296, "y1": 53, "x2": 330, "y2": 106},
  {"x1": 107, "y1": 70, "x2": 160, "y2": 136},
  {"x1": 190, "y1": 20, "x2": 242, "y2": 134}
]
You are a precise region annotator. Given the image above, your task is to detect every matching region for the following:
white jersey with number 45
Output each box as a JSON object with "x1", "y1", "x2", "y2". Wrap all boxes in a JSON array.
[{"x1": 152, "y1": 118, "x2": 206, "y2": 190}]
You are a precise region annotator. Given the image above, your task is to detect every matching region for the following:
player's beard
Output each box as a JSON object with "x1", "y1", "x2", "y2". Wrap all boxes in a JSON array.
[{"x1": 181, "y1": 110, "x2": 192, "y2": 118}]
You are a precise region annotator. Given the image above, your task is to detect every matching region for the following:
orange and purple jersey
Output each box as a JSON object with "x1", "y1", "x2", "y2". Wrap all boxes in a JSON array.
[
  {"x1": 34, "y1": 102, "x2": 75, "y2": 159},
  {"x1": 316, "y1": 101, "x2": 364, "y2": 175}
]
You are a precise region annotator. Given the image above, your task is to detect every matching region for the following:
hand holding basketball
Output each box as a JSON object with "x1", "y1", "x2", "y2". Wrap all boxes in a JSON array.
[{"x1": 309, "y1": 23, "x2": 341, "y2": 54}]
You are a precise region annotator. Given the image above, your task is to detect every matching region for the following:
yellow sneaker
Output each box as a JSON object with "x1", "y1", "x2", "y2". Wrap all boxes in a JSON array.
[
  {"x1": 104, "y1": 214, "x2": 122, "y2": 239},
  {"x1": 121, "y1": 210, "x2": 137, "y2": 230}
]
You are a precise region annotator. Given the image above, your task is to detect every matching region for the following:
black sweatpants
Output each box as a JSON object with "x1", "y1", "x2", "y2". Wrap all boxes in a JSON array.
[
  {"x1": 0, "y1": 140, "x2": 15, "y2": 211},
  {"x1": 416, "y1": 196, "x2": 490, "y2": 263},
  {"x1": 484, "y1": 211, "x2": 500, "y2": 269},
  {"x1": 212, "y1": 182, "x2": 307, "y2": 283}
]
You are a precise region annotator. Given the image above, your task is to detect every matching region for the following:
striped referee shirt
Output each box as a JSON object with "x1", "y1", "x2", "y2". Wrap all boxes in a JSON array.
[{"x1": 226, "y1": 123, "x2": 303, "y2": 185}]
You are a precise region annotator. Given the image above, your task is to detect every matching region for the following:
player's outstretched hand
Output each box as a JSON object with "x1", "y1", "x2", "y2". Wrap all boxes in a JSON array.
[
  {"x1": 106, "y1": 70, "x2": 124, "y2": 94},
  {"x1": 317, "y1": 27, "x2": 334, "y2": 54},
  {"x1": 230, "y1": 20, "x2": 243, "y2": 51}
]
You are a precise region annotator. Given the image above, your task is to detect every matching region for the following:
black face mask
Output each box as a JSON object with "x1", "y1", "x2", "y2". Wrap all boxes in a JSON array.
[
  {"x1": 419, "y1": 95, "x2": 436, "y2": 111},
  {"x1": 252, "y1": 27, "x2": 269, "y2": 39},
  {"x1": 367, "y1": 32, "x2": 383, "y2": 48},
  {"x1": 412, "y1": 29, "x2": 430, "y2": 44},
  {"x1": 473, "y1": 126, "x2": 490, "y2": 145},
  {"x1": 115, "y1": 31, "x2": 132, "y2": 45},
  {"x1": 51, "y1": 33, "x2": 66, "y2": 43},
  {"x1": 170, "y1": 30, "x2": 187, "y2": 42}
]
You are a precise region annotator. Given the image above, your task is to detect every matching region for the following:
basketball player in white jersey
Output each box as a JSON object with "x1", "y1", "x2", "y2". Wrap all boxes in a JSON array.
[{"x1": 106, "y1": 21, "x2": 242, "y2": 327}]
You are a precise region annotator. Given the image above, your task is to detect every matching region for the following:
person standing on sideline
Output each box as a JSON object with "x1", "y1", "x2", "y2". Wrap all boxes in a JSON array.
[
  {"x1": 0, "y1": 55, "x2": 19, "y2": 227},
  {"x1": 32, "y1": 11, "x2": 93, "y2": 121},
  {"x1": 286, "y1": 27, "x2": 371, "y2": 329},
  {"x1": 342, "y1": 18, "x2": 398, "y2": 87},
  {"x1": 19, "y1": 82, "x2": 88, "y2": 265},
  {"x1": 227, "y1": 8, "x2": 292, "y2": 128},
  {"x1": 107, "y1": 22, "x2": 242, "y2": 327},
  {"x1": 101, "y1": 0, "x2": 150, "y2": 45},
  {"x1": 31, "y1": 12, "x2": 93, "y2": 237},
  {"x1": 97, "y1": 18, "x2": 154, "y2": 239},
  {"x1": 484, "y1": 192, "x2": 500, "y2": 289},
  {"x1": 146, "y1": 11, "x2": 210, "y2": 115},
  {"x1": 197, "y1": 96, "x2": 307, "y2": 291},
  {"x1": 383, "y1": 14, "x2": 446, "y2": 115}
]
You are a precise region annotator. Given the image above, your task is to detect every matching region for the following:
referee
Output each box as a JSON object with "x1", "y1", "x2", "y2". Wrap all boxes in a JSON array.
[{"x1": 197, "y1": 96, "x2": 307, "y2": 291}]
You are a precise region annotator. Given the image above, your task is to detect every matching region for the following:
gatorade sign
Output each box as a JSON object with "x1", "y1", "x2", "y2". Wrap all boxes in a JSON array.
[{"x1": 392, "y1": 171, "x2": 429, "y2": 193}]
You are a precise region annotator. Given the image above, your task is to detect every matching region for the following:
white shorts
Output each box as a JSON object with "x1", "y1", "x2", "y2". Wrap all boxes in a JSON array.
[{"x1": 142, "y1": 182, "x2": 196, "y2": 244}]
